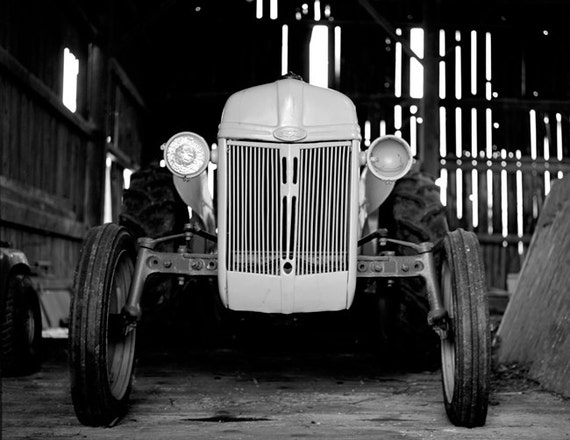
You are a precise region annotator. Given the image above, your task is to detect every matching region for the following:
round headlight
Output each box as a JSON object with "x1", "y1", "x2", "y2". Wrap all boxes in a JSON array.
[
  {"x1": 163, "y1": 132, "x2": 210, "y2": 178},
  {"x1": 366, "y1": 135, "x2": 413, "y2": 181}
]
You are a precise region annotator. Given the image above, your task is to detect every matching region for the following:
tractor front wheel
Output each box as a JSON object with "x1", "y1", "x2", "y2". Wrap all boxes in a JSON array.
[
  {"x1": 440, "y1": 229, "x2": 490, "y2": 427},
  {"x1": 69, "y1": 224, "x2": 137, "y2": 426}
]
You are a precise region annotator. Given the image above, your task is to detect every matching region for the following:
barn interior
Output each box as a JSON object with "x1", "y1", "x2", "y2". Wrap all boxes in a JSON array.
[{"x1": 1, "y1": 0, "x2": 570, "y2": 432}]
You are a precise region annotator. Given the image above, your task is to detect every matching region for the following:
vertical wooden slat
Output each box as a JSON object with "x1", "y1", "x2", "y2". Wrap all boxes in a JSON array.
[
  {"x1": 492, "y1": 168, "x2": 502, "y2": 234},
  {"x1": 478, "y1": 168, "x2": 488, "y2": 234}
]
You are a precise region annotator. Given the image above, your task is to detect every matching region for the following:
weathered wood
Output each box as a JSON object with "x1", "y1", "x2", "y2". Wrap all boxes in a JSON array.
[
  {"x1": 0, "y1": 44, "x2": 97, "y2": 138},
  {"x1": 497, "y1": 175, "x2": 570, "y2": 397},
  {"x1": 83, "y1": 43, "x2": 107, "y2": 227},
  {"x1": 419, "y1": 0, "x2": 440, "y2": 177},
  {"x1": 0, "y1": 176, "x2": 88, "y2": 240}
]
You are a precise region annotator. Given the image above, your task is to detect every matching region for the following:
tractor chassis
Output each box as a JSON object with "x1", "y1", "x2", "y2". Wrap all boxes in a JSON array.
[{"x1": 120, "y1": 225, "x2": 449, "y2": 340}]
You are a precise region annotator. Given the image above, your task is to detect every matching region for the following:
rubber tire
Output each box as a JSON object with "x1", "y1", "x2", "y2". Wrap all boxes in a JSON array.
[
  {"x1": 119, "y1": 164, "x2": 189, "y2": 241},
  {"x1": 376, "y1": 170, "x2": 449, "y2": 369},
  {"x1": 440, "y1": 229, "x2": 490, "y2": 427},
  {"x1": 119, "y1": 164, "x2": 192, "y2": 341},
  {"x1": 70, "y1": 224, "x2": 137, "y2": 426},
  {"x1": 1, "y1": 272, "x2": 42, "y2": 376}
]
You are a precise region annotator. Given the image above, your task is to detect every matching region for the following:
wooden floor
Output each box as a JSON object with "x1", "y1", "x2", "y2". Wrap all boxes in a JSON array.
[{"x1": 2, "y1": 334, "x2": 570, "y2": 440}]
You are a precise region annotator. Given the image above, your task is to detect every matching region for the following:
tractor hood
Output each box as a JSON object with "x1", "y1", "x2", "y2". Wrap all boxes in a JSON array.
[{"x1": 217, "y1": 78, "x2": 361, "y2": 142}]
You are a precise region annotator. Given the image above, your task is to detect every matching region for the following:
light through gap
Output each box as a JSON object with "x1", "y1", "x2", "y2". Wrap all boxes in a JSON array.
[
  {"x1": 455, "y1": 107, "x2": 462, "y2": 156},
  {"x1": 281, "y1": 25, "x2": 289, "y2": 75},
  {"x1": 334, "y1": 26, "x2": 341, "y2": 85},
  {"x1": 62, "y1": 48, "x2": 79, "y2": 112},
  {"x1": 309, "y1": 25, "x2": 328, "y2": 88},
  {"x1": 472, "y1": 169, "x2": 478, "y2": 228},
  {"x1": 256, "y1": 0, "x2": 263, "y2": 18},
  {"x1": 410, "y1": 116, "x2": 417, "y2": 156},
  {"x1": 516, "y1": 150, "x2": 523, "y2": 239},
  {"x1": 439, "y1": 107, "x2": 447, "y2": 157},
  {"x1": 456, "y1": 169, "x2": 463, "y2": 219},
  {"x1": 394, "y1": 29, "x2": 402, "y2": 97},
  {"x1": 410, "y1": 28, "x2": 424, "y2": 98},
  {"x1": 556, "y1": 113, "x2": 563, "y2": 160},
  {"x1": 501, "y1": 149, "x2": 508, "y2": 237},
  {"x1": 455, "y1": 31, "x2": 462, "y2": 100},
  {"x1": 471, "y1": 108, "x2": 478, "y2": 228},
  {"x1": 103, "y1": 154, "x2": 113, "y2": 223},
  {"x1": 439, "y1": 30, "x2": 446, "y2": 99},
  {"x1": 314, "y1": 0, "x2": 321, "y2": 20},
  {"x1": 529, "y1": 109, "x2": 537, "y2": 160},
  {"x1": 471, "y1": 31, "x2": 477, "y2": 95},
  {"x1": 485, "y1": 32, "x2": 492, "y2": 100}
]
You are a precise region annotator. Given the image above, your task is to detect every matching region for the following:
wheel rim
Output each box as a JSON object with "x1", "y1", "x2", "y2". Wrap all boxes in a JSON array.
[
  {"x1": 24, "y1": 307, "x2": 36, "y2": 346},
  {"x1": 441, "y1": 260, "x2": 455, "y2": 402},
  {"x1": 106, "y1": 250, "x2": 136, "y2": 400}
]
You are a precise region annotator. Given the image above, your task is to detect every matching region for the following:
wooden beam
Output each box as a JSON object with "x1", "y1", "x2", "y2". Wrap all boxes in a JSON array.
[
  {"x1": 0, "y1": 44, "x2": 98, "y2": 138},
  {"x1": 419, "y1": 0, "x2": 440, "y2": 176},
  {"x1": 109, "y1": 58, "x2": 148, "y2": 111},
  {"x1": 442, "y1": 156, "x2": 570, "y2": 173},
  {"x1": 83, "y1": 44, "x2": 108, "y2": 227},
  {"x1": 497, "y1": 175, "x2": 570, "y2": 398},
  {"x1": 0, "y1": 177, "x2": 88, "y2": 241},
  {"x1": 358, "y1": 0, "x2": 422, "y2": 64}
]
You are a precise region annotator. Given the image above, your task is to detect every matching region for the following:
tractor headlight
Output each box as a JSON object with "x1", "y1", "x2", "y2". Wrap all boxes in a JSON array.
[
  {"x1": 366, "y1": 135, "x2": 413, "y2": 181},
  {"x1": 162, "y1": 132, "x2": 210, "y2": 179}
]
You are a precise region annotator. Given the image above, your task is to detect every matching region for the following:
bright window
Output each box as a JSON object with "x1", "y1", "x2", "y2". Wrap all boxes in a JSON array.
[{"x1": 62, "y1": 48, "x2": 79, "y2": 112}]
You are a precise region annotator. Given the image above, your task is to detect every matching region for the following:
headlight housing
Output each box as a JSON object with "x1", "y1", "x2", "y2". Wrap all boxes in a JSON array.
[
  {"x1": 366, "y1": 135, "x2": 413, "y2": 181},
  {"x1": 162, "y1": 132, "x2": 210, "y2": 179}
]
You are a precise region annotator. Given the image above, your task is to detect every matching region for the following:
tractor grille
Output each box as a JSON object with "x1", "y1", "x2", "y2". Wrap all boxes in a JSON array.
[{"x1": 225, "y1": 141, "x2": 352, "y2": 275}]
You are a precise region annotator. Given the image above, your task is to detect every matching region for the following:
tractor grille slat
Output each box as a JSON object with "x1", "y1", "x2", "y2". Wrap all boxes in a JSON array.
[
  {"x1": 225, "y1": 141, "x2": 351, "y2": 275},
  {"x1": 227, "y1": 143, "x2": 281, "y2": 275},
  {"x1": 295, "y1": 145, "x2": 351, "y2": 274}
]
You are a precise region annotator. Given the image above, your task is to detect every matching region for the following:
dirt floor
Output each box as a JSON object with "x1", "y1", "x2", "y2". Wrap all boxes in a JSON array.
[{"x1": 2, "y1": 318, "x2": 570, "y2": 440}]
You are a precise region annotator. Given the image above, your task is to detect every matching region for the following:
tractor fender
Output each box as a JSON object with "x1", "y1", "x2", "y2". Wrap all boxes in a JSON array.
[
  {"x1": 0, "y1": 246, "x2": 31, "y2": 293},
  {"x1": 358, "y1": 167, "x2": 396, "y2": 255},
  {"x1": 173, "y1": 173, "x2": 216, "y2": 234},
  {"x1": 359, "y1": 166, "x2": 395, "y2": 228}
]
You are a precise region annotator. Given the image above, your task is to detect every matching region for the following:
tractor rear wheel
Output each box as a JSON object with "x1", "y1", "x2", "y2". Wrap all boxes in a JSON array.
[
  {"x1": 440, "y1": 229, "x2": 490, "y2": 427},
  {"x1": 119, "y1": 164, "x2": 189, "y2": 241},
  {"x1": 119, "y1": 164, "x2": 190, "y2": 344},
  {"x1": 376, "y1": 170, "x2": 449, "y2": 368},
  {"x1": 70, "y1": 224, "x2": 137, "y2": 426}
]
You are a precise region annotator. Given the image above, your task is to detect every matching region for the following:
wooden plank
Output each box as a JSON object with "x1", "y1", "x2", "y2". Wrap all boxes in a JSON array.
[
  {"x1": 492, "y1": 168, "x2": 502, "y2": 235},
  {"x1": 442, "y1": 156, "x2": 570, "y2": 174},
  {"x1": 0, "y1": 176, "x2": 87, "y2": 240},
  {"x1": 507, "y1": 168, "x2": 518, "y2": 236},
  {"x1": 497, "y1": 175, "x2": 570, "y2": 398},
  {"x1": 478, "y1": 168, "x2": 489, "y2": 234},
  {"x1": 462, "y1": 163, "x2": 473, "y2": 231},
  {"x1": 109, "y1": 58, "x2": 147, "y2": 111},
  {"x1": 0, "y1": 44, "x2": 97, "y2": 138},
  {"x1": 83, "y1": 43, "x2": 107, "y2": 227}
]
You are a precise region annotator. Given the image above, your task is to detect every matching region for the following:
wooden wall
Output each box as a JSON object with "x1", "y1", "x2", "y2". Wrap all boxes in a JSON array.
[
  {"x1": 0, "y1": 0, "x2": 145, "y2": 280},
  {"x1": 331, "y1": 9, "x2": 570, "y2": 290}
]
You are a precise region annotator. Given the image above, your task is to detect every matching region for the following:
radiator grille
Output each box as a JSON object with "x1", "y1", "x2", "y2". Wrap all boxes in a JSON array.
[
  {"x1": 225, "y1": 141, "x2": 352, "y2": 275},
  {"x1": 295, "y1": 144, "x2": 352, "y2": 274}
]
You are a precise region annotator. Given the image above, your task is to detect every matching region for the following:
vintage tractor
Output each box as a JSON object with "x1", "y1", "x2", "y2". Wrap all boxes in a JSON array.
[
  {"x1": 0, "y1": 242, "x2": 43, "y2": 376},
  {"x1": 69, "y1": 74, "x2": 490, "y2": 428}
]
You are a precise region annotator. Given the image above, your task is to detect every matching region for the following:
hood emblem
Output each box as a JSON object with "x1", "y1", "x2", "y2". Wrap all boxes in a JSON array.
[{"x1": 273, "y1": 126, "x2": 307, "y2": 142}]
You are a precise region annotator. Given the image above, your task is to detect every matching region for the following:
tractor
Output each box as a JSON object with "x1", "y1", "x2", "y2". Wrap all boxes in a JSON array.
[{"x1": 69, "y1": 73, "x2": 490, "y2": 428}]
